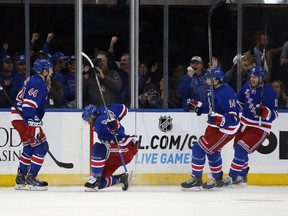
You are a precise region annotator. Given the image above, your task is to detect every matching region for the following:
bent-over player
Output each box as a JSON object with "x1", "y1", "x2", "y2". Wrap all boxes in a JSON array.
[
  {"x1": 181, "y1": 67, "x2": 240, "y2": 190},
  {"x1": 82, "y1": 103, "x2": 138, "y2": 192},
  {"x1": 12, "y1": 59, "x2": 53, "y2": 191}
]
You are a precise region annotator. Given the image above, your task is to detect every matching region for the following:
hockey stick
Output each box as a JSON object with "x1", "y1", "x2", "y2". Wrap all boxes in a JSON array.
[
  {"x1": 0, "y1": 84, "x2": 74, "y2": 169},
  {"x1": 208, "y1": 0, "x2": 229, "y2": 111},
  {"x1": 81, "y1": 51, "x2": 128, "y2": 173},
  {"x1": 259, "y1": 25, "x2": 268, "y2": 126}
]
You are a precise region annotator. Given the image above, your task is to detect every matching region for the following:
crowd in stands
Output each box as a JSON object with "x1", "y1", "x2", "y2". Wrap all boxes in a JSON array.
[{"x1": 1, "y1": 31, "x2": 288, "y2": 109}]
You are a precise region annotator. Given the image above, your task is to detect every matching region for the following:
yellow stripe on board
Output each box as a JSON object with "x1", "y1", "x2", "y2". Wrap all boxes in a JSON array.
[
  {"x1": 1, "y1": 173, "x2": 288, "y2": 186},
  {"x1": 131, "y1": 174, "x2": 288, "y2": 186}
]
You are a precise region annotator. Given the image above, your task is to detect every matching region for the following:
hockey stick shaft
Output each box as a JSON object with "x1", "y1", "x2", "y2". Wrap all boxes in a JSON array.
[
  {"x1": 208, "y1": 0, "x2": 229, "y2": 111},
  {"x1": 81, "y1": 51, "x2": 128, "y2": 173},
  {"x1": 259, "y1": 25, "x2": 268, "y2": 126},
  {"x1": 0, "y1": 84, "x2": 74, "y2": 169}
]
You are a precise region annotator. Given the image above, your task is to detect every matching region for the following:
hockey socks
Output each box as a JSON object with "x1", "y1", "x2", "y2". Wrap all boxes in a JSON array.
[
  {"x1": 229, "y1": 144, "x2": 248, "y2": 179},
  {"x1": 191, "y1": 143, "x2": 206, "y2": 178}
]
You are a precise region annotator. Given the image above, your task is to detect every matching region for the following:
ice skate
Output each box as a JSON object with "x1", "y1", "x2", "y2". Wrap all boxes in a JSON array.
[
  {"x1": 222, "y1": 176, "x2": 233, "y2": 186},
  {"x1": 233, "y1": 175, "x2": 247, "y2": 187},
  {"x1": 202, "y1": 178, "x2": 223, "y2": 190},
  {"x1": 181, "y1": 175, "x2": 203, "y2": 191},
  {"x1": 84, "y1": 175, "x2": 101, "y2": 192},
  {"x1": 223, "y1": 175, "x2": 247, "y2": 188},
  {"x1": 25, "y1": 171, "x2": 48, "y2": 191},
  {"x1": 202, "y1": 173, "x2": 223, "y2": 190},
  {"x1": 222, "y1": 175, "x2": 246, "y2": 188},
  {"x1": 233, "y1": 167, "x2": 249, "y2": 187},
  {"x1": 15, "y1": 167, "x2": 26, "y2": 190},
  {"x1": 114, "y1": 172, "x2": 130, "y2": 191},
  {"x1": 223, "y1": 168, "x2": 249, "y2": 188}
]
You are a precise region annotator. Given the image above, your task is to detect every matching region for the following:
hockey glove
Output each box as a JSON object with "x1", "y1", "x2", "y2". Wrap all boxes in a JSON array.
[
  {"x1": 184, "y1": 98, "x2": 202, "y2": 113},
  {"x1": 107, "y1": 117, "x2": 120, "y2": 132},
  {"x1": 207, "y1": 112, "x2": 225, "y2": 127},
  {"x1": 255, "y1": 105, "x2": 271, "y2": 120},
  {"x1": 27, "y1": 117, "x2": 43, "y2": 140}
]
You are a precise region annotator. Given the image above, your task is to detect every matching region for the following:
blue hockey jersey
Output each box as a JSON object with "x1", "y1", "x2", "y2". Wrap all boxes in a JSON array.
[
  {"x1": 237, "y1": 82, "x2": 278, "y2": 133},
  {"x1": 93, "y1": 104, "x2": 129, "y2": 144},
  {"x1": 201, "y1": 83, "x2": 240, "y2": 135},
  {"x1": 11, "y1": 75, "x2": 48, "y2": 122}
]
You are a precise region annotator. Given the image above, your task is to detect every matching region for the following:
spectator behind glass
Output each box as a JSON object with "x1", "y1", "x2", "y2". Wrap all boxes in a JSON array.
[
  {"x1": 139, "y1": 60, "x2": 151, "y2": 95},
  {"x1": 139, "y1": 82, "x2": 161, "y2": 108},
  {"x1": 279, "y1": 40, "x2": 288, "y2": 82},
  {"x1": 35, "y1": 50, "x2": 48, "y2": 60},
  {"x1": 0, "y1": 54, "x2": 14, "y2": 107},
  {"x1": 107, "y1": 36, "x2": 119, "y2": 70},
  {"x1": 30, "y1": 32, "x2": 54, "y2": 57},
  {"x1": 225, "y1": 54, "x2": 250, "y2": 93},
  {"x1": 51, "y1": 52, "x2": 69, "y2": 85},
  {"x1": 9, "y1": 55, "x2": 26, "y2": 102},
  {"x1": 177, "y1": 56, "x2": 208, "y2": 108},
  {"x1": 139, "y1": 78, "x2": 180, "y2": 109},
  {"x1": 280, "y1": 40, "x2": 288, "y2": 68},
  {"x1": 106, "y1": 37, "x2": 130, "y2": 107},
  {"x1": 117, "y1": 53, "x2": 130, "y2": 107},
  {"x1": 46, "y1": 65, "x2": 64, "y2": 109},
  {"x1": 170, "y1": 63, "x2": 186, "y2": 102},
  {"x1": 147, "y1": 61, "x2": 163, "y2": 90},
  {"x1": 83, "y1": 51, "x2": 122, "y2": 107},
  {"x1": 244, "y1": 31, "x2": 282, "y2": 82},
  {"x1": 0, "y1": 42, "x2": 8, "y2": 58},
  {"x1": 159, "y1": 77, "x2": 181, "y2": 108},
  {"x1": 271, "y1": 80, "x2": 288, "y2": 109},
  {"x1": 63, "y1": 56, "x2": 76, "y2": 108}
]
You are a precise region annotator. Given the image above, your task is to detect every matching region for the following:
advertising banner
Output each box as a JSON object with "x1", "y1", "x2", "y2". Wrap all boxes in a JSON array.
[{"x1": 1, "y1": 110, "x2": 287, "y2": 185}]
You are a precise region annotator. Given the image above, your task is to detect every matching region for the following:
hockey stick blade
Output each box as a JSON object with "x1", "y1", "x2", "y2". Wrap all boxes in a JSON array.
[{"x1": 48, "y1": 150, "x2": 74, "y2": 168}]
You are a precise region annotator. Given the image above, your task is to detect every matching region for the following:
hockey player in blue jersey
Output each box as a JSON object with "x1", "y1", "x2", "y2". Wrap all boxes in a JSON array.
[
  {"x1": 82, "y1": 103, "x2": 138, "y2": 192},
  {"x1": 223, "y1": 65, "x2": 278, "y2": 186},
  {"x1": 181, "y1": 67, "x2": 240, "y2": 190},
  {"x1": 11, "y1": 59, "x2": 53, "y2": 191}
]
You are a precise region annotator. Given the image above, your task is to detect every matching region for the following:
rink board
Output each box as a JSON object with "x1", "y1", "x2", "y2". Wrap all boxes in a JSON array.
[
  {"x1": 0, "y1": 109, "x2": 288, "y2": 186},
  {"x1": 1, "y1": 173, "x2": 288, "y2": 186}
]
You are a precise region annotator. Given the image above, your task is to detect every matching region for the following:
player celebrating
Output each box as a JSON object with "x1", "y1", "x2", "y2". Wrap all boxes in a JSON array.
[
  {"x1": 11, "y1": 59, "x2": 53, "y2": 191},
  {"x1": 223, "y1": 66, "x2": 278, "y2": 186},
  {"x1": 82, "y1": 103, "x2": 138, "y2": 192},
  {"x1": 181, "y1": 67, "x2": 240, "y2": 190}
]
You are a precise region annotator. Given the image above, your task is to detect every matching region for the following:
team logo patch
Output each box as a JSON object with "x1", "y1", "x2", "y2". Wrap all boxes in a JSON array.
[{"x1": 158, "y1": 116, "x2": 173, "y2": 132}]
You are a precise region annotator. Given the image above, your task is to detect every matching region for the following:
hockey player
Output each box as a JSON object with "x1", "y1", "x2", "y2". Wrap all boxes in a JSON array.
[
  {"x1": 11, "y1": 59, "x2": 53, "y2": 191},
  {"x1": 223, "y1": 65, "x2": 278, "y2": 186},
  {"x1": 181, "y1": 67, "x2": 240, "y2": 190},
  {"x1": 82, "y1": 103, "x2": 138, "y2": 192}
]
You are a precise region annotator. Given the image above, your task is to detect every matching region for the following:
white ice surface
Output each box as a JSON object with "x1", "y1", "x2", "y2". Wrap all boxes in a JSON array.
[{"x1": 1, "y1": 185, "x2": 288, "y2": 216}]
